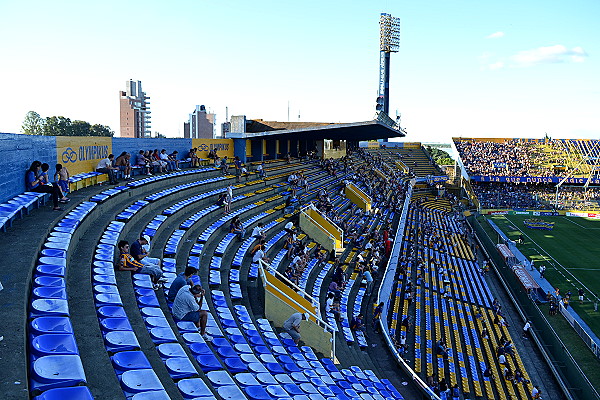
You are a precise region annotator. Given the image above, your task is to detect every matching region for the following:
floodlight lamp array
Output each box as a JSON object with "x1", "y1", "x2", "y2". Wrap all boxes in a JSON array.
[{"x1": 380, "y1": 13, "x2": 401, "y2": 53}]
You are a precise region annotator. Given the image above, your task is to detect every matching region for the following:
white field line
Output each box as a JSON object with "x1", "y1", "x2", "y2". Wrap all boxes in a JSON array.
[
  {"x1": 502, "y1": 216, "x2": 598, "y2": 300},
  {"x1": 564, "y1": 217, "x2": 600, "y2": 230}
]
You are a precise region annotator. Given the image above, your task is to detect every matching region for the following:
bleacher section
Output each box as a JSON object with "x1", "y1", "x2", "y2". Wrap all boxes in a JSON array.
[{"x1": 17, "y1": 157, "x2": 419, "y2": 399}]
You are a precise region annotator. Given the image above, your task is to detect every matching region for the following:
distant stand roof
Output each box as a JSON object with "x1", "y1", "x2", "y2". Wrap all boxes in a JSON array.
[{"x1": 239, "y1": 115, "x2": 405, "y2": 142}]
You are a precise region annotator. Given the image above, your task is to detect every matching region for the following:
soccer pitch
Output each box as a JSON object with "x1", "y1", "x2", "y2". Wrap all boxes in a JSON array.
[{"x1": 488, "y1": 214, "x2": 600, "y2": 336}]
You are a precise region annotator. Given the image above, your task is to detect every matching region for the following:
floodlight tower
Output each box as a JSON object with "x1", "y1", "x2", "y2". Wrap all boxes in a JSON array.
[{"x1": 377, "y1": 13, "x2": 401, "y2": 115}]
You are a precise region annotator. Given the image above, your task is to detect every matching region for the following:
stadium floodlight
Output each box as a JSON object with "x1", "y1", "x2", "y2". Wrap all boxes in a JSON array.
[
  {"x1": 380, "y1": 13, "x2": 401, "y2": 53},
  {"x1": 378, "y1": 13, "x2": 401, "y2": 119}
]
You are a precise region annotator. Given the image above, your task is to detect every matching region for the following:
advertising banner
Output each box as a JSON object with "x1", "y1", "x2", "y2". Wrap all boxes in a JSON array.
[
  {"x1": 191, "y1": 138, "x2": 234, "y2": 159},
  {"x1": 471, "y1": 175, "x2": 600, "y2": 184},
  {"x1": 55, "y1": 136, "x2": 112, "y2": 175}
]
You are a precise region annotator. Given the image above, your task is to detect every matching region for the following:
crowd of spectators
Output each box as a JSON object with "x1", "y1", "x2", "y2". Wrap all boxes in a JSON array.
[
  {"x1": 472, "y1": 182, "x2": 600, "y2": 210},
  {"x1": 455, "y1": 139, "x2": 574, "y2": 178}
]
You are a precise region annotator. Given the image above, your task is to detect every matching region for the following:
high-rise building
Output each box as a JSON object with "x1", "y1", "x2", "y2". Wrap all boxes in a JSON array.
[
  {"x1": 184, "y1": 105, "x2": 215, "y2": 139},
  {"x1": 119, "y1": 79, "x2": 151, "y2": 138}
]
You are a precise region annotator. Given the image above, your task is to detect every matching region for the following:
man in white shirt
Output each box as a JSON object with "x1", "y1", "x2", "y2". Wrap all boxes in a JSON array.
[
  {"x1": 284, "y1": 221, "x2": 294, "y2": 234},
  {"x1": 325, "y1": 292, "x2": 340, "y2": 321},
  {"x1": 251, "y1": 223, "x2": 266, "y2": 241},
  {"x1": 96, "y1": 154, "x2": 119, "y2": 184},
  {"x1": 253, "y1": 245, "x2": 269, "y2": 264},
  {"x1": 172, "y1": 284, "x2": 211, "y2": 342}
]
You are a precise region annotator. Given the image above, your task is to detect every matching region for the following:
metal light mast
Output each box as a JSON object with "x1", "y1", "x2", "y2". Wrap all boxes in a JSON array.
[{"x1": 377, "y1": 13, "x2": 400, "y2": 116}]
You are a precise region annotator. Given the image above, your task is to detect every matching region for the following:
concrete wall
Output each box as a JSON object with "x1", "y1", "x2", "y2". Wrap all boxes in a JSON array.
[
  {"x1": 112, "y1": 138, "x2": 193, "y2": 160},
  {"x1": 0, "y1": 133, "x2": 57, "y2": 203},
  {"x1": 0, "y1": 134, "x2": 247, "y2": 204}
]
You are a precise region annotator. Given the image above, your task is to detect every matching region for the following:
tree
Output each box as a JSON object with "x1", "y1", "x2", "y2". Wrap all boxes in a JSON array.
[
  {"x1": 71, "y1": 120, "x2": 92, "y2": 136},
  {"x1": 44, "y1": 116, "x2": 72, "y2": 136},
  {"x1": 90, "y1": 124, "x2": 114, "y2": 137},
  {"x1": 426, "y1": 146, "x2": 454, "y2": 166},
  {"x1": 21, "y1": 111, "x2": 45, "y2": 135}
]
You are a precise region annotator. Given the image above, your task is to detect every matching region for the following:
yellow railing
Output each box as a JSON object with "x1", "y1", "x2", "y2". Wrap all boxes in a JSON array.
[{"x1": 345, "y1": 182, "x2": 372, "y2": 212}]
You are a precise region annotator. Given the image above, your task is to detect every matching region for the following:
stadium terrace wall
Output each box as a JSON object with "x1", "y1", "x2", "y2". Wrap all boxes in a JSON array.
[{"x1": 0, "y1": 133, "x2": 235, "y2": 204}]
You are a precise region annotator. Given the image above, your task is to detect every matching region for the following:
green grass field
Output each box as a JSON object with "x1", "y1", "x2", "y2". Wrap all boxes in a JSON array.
[{"x1": 488, "y1": 214, "x2": 600, "y2": 337}]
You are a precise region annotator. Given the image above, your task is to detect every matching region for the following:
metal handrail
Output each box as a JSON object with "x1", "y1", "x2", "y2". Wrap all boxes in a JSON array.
[{"x1": 257, "y1": 259, "x2": 337, "y2": 361}]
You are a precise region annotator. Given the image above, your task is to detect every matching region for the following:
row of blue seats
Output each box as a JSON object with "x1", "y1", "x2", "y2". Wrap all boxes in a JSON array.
[
  {"x1": 29, "y1": 201, "x2": 98, "y2": 398},
  {"x1": 0, "y1": 191, "x2": 48, "y2": 231}
]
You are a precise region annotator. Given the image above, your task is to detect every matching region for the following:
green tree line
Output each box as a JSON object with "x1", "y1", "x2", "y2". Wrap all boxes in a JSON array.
[
  {"x1": 426, "y1": 145, "x2": 454, "y2": 165},
  {"x1": 21, "y1": 111, "x2": 114, "y2": 137}
]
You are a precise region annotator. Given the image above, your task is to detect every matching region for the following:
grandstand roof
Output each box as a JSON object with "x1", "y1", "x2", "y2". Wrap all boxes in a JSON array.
[{"x1": 233, "y1": 119, "x2": 406, "y2": 141}]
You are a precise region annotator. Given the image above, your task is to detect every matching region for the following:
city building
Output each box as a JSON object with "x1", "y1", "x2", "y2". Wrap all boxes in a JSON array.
[
  {"x1": 184, "y1": 105, "x2": 215, "y2": 139},
  {"x1": 119, "y1": 79, "x2": 151, "y2": 138}
]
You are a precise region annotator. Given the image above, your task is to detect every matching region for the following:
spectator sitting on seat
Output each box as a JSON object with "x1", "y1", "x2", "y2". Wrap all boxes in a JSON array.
[
  {"x1": 216, "y1": 193, "x2": 227, "y2": 208},
  {"x1": 230, "y1": 216, "x2": 245, "y2": 241},
  {"x1": 251, "y1": 222, "x2": 266, "y2": 241},
  {"x1": 220, "y1": 156, "x2": 229, "y2": 175},
  {"x1": 187, "y1": 148, "x2": 199, "y2": 167},
  {"x1": 172, "y1": 284, "x2": 211, "y2": 342},
  {"x1": 25, "y1": 161, "x2": 63, "y2": 211},
  {"x1": 96, "y1": 154, "x2": 119, "y2": 184},
  {"x1": 118, "y1": 240, "x2": 165, "y2": 290},
  {"x1": 436, "y1": 339, "x2": 448, "y2": 357},
  {"x1": 328, "y1": 280, "x2": 342, "y2": 301},
  {"x1": 115, "y1": 152, "x2": 133, "y2": 180},
  {"x1": 160, "y1": 149, "x2": 177, "y2": 171},
  {"x1": 350, "y1": 313, "x2": 365, "y2": 333},
  {"x1": 241, "y1": 165, "x2": 250, "y2": 181},
  {"x1": 135, "y1": 150, "x2": 151, "y2": 175},
  {"x1": 54, "y1": 163, "x2": 71, "y2": 199},
  {"x1": 130, "y1": 235, "x2": 162, "y2": 269},
  {"x1": 167, "y1": 266, "x2": 198, "y2": 302},
  {"x1": 252, "y1": 244, "x2": 269, "y2": 264},
  {"x1": 39, "y1": 163, "x2": 69, "y2": 203},
  {"x1": 325, "y1": 292, "x2": 341, "y2": 322},
  {"x1": 150, "y1": 149, "x2": 165, "y2": 173},
  {"x1": 282, "y1": 312, "x2": 307, "y2": 344},
  {"x1": 250, "y1": 240, "x2": 266, "y2": 257},
  {"x1": 256, "y1": 162, "x2": 266, "y2": 178},
  {"x1": 169, "y1": 150, "x2": 180, "y2": 169}
]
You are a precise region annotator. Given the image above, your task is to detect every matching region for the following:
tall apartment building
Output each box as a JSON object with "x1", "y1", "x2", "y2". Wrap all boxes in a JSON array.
[
  {"x1": 119, "y1": 79, "x2": 151, "y2": 138},
  {"x1": 183, "y1": 105, "x2": 215, "y2": 139}
]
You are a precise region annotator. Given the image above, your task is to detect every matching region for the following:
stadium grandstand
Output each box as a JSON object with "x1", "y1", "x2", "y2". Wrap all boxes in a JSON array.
[{"x1": 3, "y1": 129, "x2": 595, "y2": 400}]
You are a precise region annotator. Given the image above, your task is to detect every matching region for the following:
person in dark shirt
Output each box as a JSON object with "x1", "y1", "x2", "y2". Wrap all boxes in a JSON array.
[{"x1": 167, "y1": 266, "x2": 198, "y2": 302}]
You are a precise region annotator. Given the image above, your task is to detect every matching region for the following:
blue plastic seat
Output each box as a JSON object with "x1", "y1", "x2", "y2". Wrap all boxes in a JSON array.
[
  {"x1": 104, "y1": 331, "x2": 140, "y2": 353},
  {"x1": 120, "y1": 369, "x2": 164, "y2": 394},
  {"x1": 274, "y1": 374, "x2": 294, "y2": 384},
  {"x1": 30, "y1": 317, "x2": 73, "y2": 336},
  {"x1": 235, "y1": 372, "x2": 260, "y2": 387},
  {"x1": 112, "y1": 351, "x2": 152, "y2": 372},
  {"x1": 207, "y1": 370, "x2": 236, "y2": 386},
  {"x1": 178, "y1": 377, "x2": 214, "y2": 399},
  {"x1": 166, "y1": 357, "x2": 197, "y2": 379},
  {"x1": 218, "y1": 385, "x2": 247, "y2": 399},
  {"x1": 36, "y1": 265, "x2": 65, "y2": 277},
  {"x1": 97, "y1": 306, "x2": 126, "y2": 318},
  {"x1": 34, "y1": 277, "x2": 65, "y2": 287},
  {"x1": 131, "y1": 391, "x2": 171, "y2": 400},
  {"x1": 196, "y1": 354, "x2": 222, "y2": 372},
  {"x1": 30, "y1": 355, "x2": 86, "y2": 395},
  {"x1": 94, "y1": 285, "x2": 120, "y2": 295},
  {"x1": 100, "y1": 318, "x2": 133, "y2": 332},
  {"x1": 40, "y1": 249, "x2": 67, "y2": 258},
  {"x1": 93, "y1": 275, "x2": 117, "y2": 285},
  {"x1": 245, "y1": 386, "x2": 271, "y2": 400},
  {"x1": 32, "y1": 287, "x2": 67, "y2": 300},
  {"x1": 32, "y1": 386, "x2": 93, "y2": 400},
  {"x1": 30, "y1": 299, "x2": 69, "y2": 318},
  {"x1": 255, "y1": 372, "x2": 278, "y2": 385},
  {"x1": 223, "y1": 357, "x2": 247, "y2": 373},
  {"x1": 149, "y1": 327, "x2": 177, "y2": 344},
  {"x1": 31, "y1": 334, "x2": 79, "y2": 358},
  {"x1": 157, "y1": 343, "x2": 187, "y2": 359}
]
